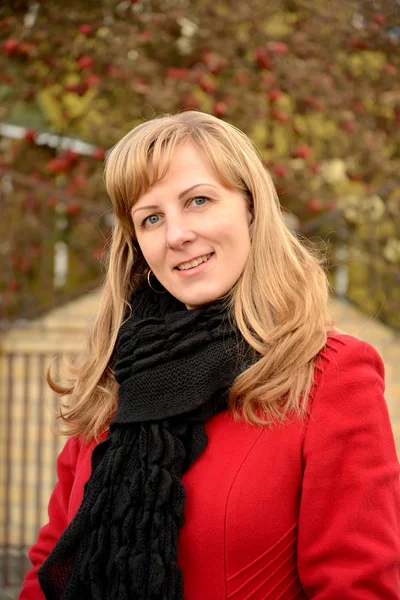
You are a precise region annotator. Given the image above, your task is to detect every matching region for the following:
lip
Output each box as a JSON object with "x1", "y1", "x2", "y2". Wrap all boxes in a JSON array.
[{"x1": 175, "y1": 253, "x2": 214, "y2": 277}]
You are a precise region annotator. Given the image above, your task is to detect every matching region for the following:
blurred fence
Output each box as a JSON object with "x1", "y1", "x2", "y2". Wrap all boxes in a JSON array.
[
  {"x1": 0, "y1": 350, "x2": 63, "y2": 588},
  {"x1": 0, "y1": 322, "x2": 86, "y2": 590}
]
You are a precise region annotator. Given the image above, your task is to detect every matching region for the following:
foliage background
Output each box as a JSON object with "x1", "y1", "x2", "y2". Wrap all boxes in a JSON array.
[{"x1": 0, "y1": 0, "x2": 399, "y2": 325}]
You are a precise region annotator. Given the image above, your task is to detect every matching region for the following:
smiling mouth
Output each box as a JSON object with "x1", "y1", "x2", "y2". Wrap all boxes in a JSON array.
[{"x1": 175, "y1": 253, "x2": 214, "y2": 271}]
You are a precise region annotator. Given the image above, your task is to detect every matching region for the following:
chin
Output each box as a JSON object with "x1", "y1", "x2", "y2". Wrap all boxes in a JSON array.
[{"x1": 177, "y1": 287, "x2": 230, "y2": 310}]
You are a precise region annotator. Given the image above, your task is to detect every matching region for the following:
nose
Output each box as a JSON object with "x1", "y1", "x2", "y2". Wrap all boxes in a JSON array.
[{"x1": 165, "y1": 214, "x2": 196, "y2": 249}]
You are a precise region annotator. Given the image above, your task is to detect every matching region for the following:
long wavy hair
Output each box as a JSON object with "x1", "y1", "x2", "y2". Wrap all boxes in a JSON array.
[{"x1": 49, "y1": 110, "x2": 333, "y2": 441}]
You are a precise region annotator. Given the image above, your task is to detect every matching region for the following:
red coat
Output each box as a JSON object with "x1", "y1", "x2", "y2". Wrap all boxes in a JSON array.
[{"x1": 20, "y1": 333, "x2": 400, "y2": 599}]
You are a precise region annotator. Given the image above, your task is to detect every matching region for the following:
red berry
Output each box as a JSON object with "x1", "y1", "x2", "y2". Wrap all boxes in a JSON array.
[
  {"x1": 271, "y1": 109, "x2": 289, "y2": 123},
  {"x1": 268, "y1": 88, "x2": 282, "y2": 102},
  {"x1": 138, "y1": 30, "x2": 151, "y2": 41},
  {"x1": 64, "y1": 150, "x2": 79, "y2": 166},
  {"x1": 24, "y1": 128, "x2": 37, "y2": 143},
  {"x1": 349, "y1": 38, "x2": 369, "y2": 50},
  {"x1": 273, "y1": 164, "x2": 288, "y2": 178},
  {"x1": 106, "y1": 64, "x2": 122, "y2": 78},
  {"x1": 213, "y1": 102, "x2": 227, "y2": 117},
  {"x1": 293, "y1": 144, "x2": 312, "y2": 159},
  {"x1": 46, "y1": 158, "x2": 69, "y2": 174},
  {"x1": 79, "y1": 24, "x2": 93, "y2": 35},
  {"x1": 309, "y1": 163, "x2": 321, "y2": 174},
  {"x1": 235, "y1": 72, "x2": 249, "y2": 85},
  {"x1": 64, "y1": 82, "x2": 88, "y2": 96},
  {"x1": 267, "y1": 41, "x2": 288, "y2": 54},
  {"x1": 261, "y1": 73, "x2": 276, "y2": 88},
  {"x1": 201, "y1": 52, "x2": 227, "y2": 75},
  {"x1": 351, "y1": 100, "x2": 365, "y2": 112},
  {"x1": 85, "y1": 73, "x2": 101, "y2": 87},
  {"x1": 77, "y1": 55, "x2": 94, "y2": 70},
  {"x1": 46, "y1": 159, "x2": 59, "y2": 173},
  {"x1": 93, "y1": 147, "x2": 106, "y2": 160},
  {"x1": 8, "y1": 279, "x2": 20, "y2": 291},
  {"x1": 3, "y1": 38, "x2": 18, "y2": 55},
  {"x1": 347, "y1": 172, "x2": 363, "y2": 182},
  {"x1": 340, "y1": 120, "x2": 357, "y2": 132},
  {"x1": 66, "y1": 202, "x2": 81, "y2": 217},
  {"x1": 46, "y1": 196, "x2": 58, "y2": 208},
  {"x1": 383, "y1": 63, "x2": 397, "y2": 74},
  {"x1": 198, "y1": 74, "x2": 216, "y2": 94},
  {"x1": 71, "y1": 175, "x2": 85, "y2": 189},
  {"x1": 305, "y1": 96, "x2": 325, "y2": 111},
  {"x1": 17, "y1": 42, "x2": 33, "y2": 58},
  {"x1": 255, "y1": 48, "x2": 271, "y2": 70},
  {"x1": 372, "y1": 13, "x2": 385, "y2": 25},
  {"x1": 307, "y1": 199, "x2": 323, "y2": 212},
  {"x1": 166, "y1": 67, "x2": 189, "y2": 80}
]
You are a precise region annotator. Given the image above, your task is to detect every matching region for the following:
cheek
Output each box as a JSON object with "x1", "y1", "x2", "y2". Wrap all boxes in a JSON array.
[
  {"x1": 216, "y1": 215, "x2": 251, "y2": 249},
  {"x1": 135, "y1": 236, "x2": 159, "y2": 267}
]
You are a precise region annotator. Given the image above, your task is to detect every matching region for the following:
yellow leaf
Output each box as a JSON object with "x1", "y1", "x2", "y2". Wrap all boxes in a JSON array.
[
  {"x1": 191, "y1": 88, "x2": 213, "y2": 113},
  {"x1": 362, "y1": 50, "x2": 386, "y2": 71},
  {"x1": 63, "y1": 88, "x2": 97, "y2": 119},
  {"x1": 37, "y1": 86, "x2": 66, "y2": 130},
  {"x1": 249, "y1": 121, "x2": 268, "y2": 148},
  {"x1": 347, "y1": 50, "x2": 386, "y2": 79},
  {"x1": 34, "y1": 60, "x2": 50, "y2": 77},
  {"x1": 273, "y1": 127, "x2": 289, "y2": 155},
  {"x1": 262, "y1": 12, "x2": 298, "y2": 37},
  {"x1": 306, "y1": 114, "x2": 337, "y2": 138},
  {"x1": 292, "y1": 115, "x2": 307, "y2": 135},
  {"x1": 274, "y1": 93, "x2": 294, "y2": 112},
  {"x1": 64, "y1": 73, "x2": 81, "y2": 85}
]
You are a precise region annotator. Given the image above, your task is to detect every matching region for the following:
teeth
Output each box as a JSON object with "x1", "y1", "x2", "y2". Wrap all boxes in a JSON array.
[{"x1": 177, "y1": 253, "x2": 212, "y2": 271}]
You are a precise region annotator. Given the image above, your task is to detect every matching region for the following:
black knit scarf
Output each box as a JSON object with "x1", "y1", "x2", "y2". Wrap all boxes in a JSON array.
[{"x1": 38, "y1": 284, "x2": 254, "y2": 599}]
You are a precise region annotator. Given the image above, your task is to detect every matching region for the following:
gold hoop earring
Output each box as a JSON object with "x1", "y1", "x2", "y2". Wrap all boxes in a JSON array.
[{"x1": 147, "y1": 269, "x2": 167, "y2": 294}]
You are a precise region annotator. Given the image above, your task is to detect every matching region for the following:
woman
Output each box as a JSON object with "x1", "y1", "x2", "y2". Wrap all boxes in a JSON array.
[{"x1": 21, "y1": 111, "x2": 400, "y2": 599}]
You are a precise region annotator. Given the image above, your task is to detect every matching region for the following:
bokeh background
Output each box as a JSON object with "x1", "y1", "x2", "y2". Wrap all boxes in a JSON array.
[{"x1": 0, "y1": 0, "x2": 399, "y2": 595}]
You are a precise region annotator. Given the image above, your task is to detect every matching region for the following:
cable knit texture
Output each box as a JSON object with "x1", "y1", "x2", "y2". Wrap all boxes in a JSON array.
[{"x1": 37, "y1": 285, "x2": 254, "y2": 599}]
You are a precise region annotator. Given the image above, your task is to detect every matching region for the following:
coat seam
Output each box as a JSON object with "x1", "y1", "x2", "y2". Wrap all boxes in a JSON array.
[{"x1": 223, "y1": 427, "x2": 265, "y2": 599}]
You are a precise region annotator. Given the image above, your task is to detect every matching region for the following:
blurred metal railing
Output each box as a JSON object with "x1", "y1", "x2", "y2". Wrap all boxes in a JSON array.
[{"x1": 297, "y1": 200, "x2": 400, "y2": 331}]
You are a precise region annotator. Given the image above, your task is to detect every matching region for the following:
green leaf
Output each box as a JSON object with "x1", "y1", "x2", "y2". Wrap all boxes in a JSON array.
[{"x1": 0, "y1": 84, "x2": 13, "y2": 101}]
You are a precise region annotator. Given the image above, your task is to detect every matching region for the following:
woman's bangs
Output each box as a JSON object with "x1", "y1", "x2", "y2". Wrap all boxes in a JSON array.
[
  {"x1": 128, "y1": 132, "x2": 185, "y2": 209},
  {"x1": 194, "y1": 129, "x2": 249, "y2": 194}
]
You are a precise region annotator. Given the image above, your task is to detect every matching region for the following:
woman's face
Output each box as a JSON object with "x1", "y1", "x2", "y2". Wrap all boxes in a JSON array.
[{"x1": 131, "y1": 141, "x2": 252, "y2": 309}]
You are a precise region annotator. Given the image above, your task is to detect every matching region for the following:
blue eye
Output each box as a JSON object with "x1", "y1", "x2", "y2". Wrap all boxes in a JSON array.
[
  {"x1": 191, "y1": 196, "x2": 208, "y2": 206},
  {"x1": 144, "y1": 214, "x2": 160, "y2": 226}
]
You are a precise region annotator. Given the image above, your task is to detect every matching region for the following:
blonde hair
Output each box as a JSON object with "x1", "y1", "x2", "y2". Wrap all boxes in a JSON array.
[{"x1": 50, "y1": 110, "x2": 333, "y2": 441}]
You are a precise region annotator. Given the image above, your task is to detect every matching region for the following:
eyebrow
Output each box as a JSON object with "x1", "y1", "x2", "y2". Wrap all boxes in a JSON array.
[{"x1": 132, "y1": 183, "x2": 218, "y2": 215}]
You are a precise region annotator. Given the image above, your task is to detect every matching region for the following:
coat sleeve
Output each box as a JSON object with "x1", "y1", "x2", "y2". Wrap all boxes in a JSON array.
[
  {"x1": 19, "y1": 436, "x2": 81, "y2": 600},
  {"x1": 298, "y1": 336, "x2": 400, "y2": 600},
  {"x1": 297, "y1": 336, "x2": 400, "y2": 598}
]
